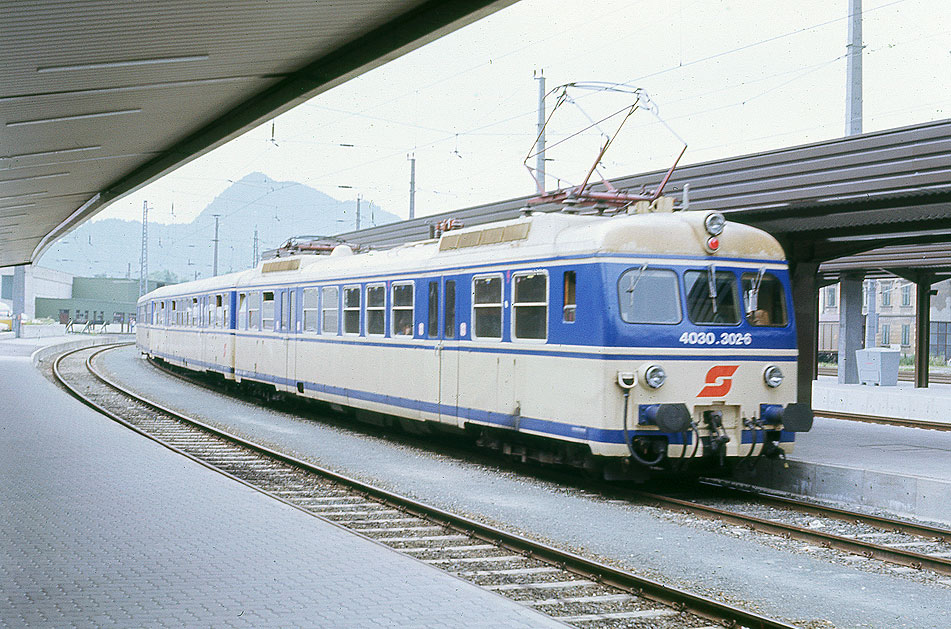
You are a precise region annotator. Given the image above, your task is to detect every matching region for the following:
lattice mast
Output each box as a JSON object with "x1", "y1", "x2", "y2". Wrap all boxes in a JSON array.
[{"x1": 139, "y1": 200, "x2": 148, "y2": 296}]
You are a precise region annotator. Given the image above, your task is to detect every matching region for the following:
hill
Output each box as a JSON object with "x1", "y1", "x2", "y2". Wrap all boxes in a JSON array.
[{"x1": 39, "y1": 173, "x2": 400, "y2": 280}]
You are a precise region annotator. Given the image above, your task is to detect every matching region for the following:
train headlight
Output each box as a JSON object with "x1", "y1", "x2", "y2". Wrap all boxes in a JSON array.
[
  {"x1": 644, "y1": 364, "x2": 667, "y2": 389},
  {"x1": 763, "y1": 365, "x2": 784, "y2": 388},
  {"x1": 704, "y1": 212, "x2": 726, "y2": 236}
]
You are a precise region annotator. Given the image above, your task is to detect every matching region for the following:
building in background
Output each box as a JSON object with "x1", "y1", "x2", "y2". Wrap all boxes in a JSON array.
[
  {"x1": 0, "y1": 266, "x2": 73, "y2": 319},
  {"x1": 818, "y1": 278, "x2": 951, "y2": 362},
  {"x1": 34, "y1": 277, "x2": 167, "y2": 326}
]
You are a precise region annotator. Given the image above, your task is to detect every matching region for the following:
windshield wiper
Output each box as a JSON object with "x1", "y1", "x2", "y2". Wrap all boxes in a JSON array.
[
  {"x1": 626, "y1": 264, "x2": 648, "y2": 308},
  {"x1": 746, "y1": 267, "x2": 765, "y2": 316},
  {"x1": 706, "y1": 264, "x2": 718, "y2": 316}
]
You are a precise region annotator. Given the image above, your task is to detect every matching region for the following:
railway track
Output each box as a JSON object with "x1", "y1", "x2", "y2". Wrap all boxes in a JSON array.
[
  {"x1": 53, "y1": 342, "x2": 797, "y2": 629},
  {"x1": 817, "y1": 366, "x2": 951, "y2": 384},
  {"x1": 633, "y1": 481, "x2": 951, "y2": 578},
  {"x1": 813, "y1": 368, "x2": 951, "y2": 431},
  {"x1": 813, "y1": 409, "x2": 951, "y2": 432},
  {"x1": 132, "y1": 345, "x2": 951, "y2": 581}
]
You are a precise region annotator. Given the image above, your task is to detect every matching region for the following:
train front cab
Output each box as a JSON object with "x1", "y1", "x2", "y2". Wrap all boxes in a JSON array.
[{"x1": 606, "y1": 262, "x2": 813, "y2": 474}]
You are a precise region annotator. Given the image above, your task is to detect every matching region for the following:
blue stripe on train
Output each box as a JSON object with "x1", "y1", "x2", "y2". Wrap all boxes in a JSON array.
[{"x1": 145, "y1": 328, "x2": 797, "y2": 363}]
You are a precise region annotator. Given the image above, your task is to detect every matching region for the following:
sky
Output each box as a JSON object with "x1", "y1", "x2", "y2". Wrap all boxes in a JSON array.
[{"x1": 94, "y1": 0, "x2": 950, "y2": 231}]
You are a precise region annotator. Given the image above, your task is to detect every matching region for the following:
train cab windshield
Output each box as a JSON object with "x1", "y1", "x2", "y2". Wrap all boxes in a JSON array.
[
  {"x1": 684, "y1": 268, "x2": 740, "y2": 325},
  {"x1": 742, "y1": 271, "x2": 788, "y2": 326},
  {"x1": 617, "y1": 266, "x2": 681, "y2": 324}
]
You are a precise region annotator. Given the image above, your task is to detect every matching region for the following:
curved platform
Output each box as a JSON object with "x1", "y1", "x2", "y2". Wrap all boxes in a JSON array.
[{"x1": 0, "y1": 337, "x2": 563, "y2": 628}]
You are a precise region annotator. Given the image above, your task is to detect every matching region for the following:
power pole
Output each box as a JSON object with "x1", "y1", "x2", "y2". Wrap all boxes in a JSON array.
[
  {"x1": 139, "y1": 200, "x2": 148, "y2": 296},
  {"x1": 252, "y1": 226, "x2": 259, "y2": 267},
  {"x1": 355, "y1": 194, "x2": 361, "y2": 231},
  {"x1": 845, "y1": 0, "x2": 863, "y2": 136},
  {"x1": 534, "y1": 69, "x2": 547, "y2": 193},
  {"x1": 408, "y1": 154, "x2": 416, "y2": 220},
  {"x1": 212, "y1": 214, "x2": 220, "y2": 276}
]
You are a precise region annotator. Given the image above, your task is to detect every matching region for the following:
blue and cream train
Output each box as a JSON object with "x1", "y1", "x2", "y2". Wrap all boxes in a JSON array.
[{"x1": 137, "y1": 205, "x2": 812, "y2": 478}]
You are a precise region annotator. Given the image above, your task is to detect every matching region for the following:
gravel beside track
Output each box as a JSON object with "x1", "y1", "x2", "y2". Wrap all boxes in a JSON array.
[
  {"x1": 630, "y1": 486, "x2": 951, "y2": 577},
  {"x1": 62, "y1": 344, "x2": 951, "y2": 628}
]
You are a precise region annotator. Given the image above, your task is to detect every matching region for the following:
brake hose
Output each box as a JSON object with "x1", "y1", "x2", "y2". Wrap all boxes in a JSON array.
[
  {"x1": 672, "y1": 422, "x2": 700, "y2": 472},
  {"x1": 742, "y1": 419, "x2": 761, "y2": 468}
]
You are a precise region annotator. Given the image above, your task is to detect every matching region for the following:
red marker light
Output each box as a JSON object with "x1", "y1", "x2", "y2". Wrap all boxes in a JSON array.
[{"x1": 706, "y1": 236, "x2": 720, "y2": 252}]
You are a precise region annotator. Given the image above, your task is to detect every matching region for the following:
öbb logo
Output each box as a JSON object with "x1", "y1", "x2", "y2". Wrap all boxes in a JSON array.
[{"x1": 698, "y1": 365, "x2": 739, "y2": 397}]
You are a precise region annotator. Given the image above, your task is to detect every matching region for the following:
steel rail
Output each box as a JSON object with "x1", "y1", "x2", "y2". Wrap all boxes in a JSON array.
[
  {"x1": 698, "y1": 479, "x2": 951, "y2": 544},
  {"x1": 813, "y1": 408, "x2": 951, "y2": 432},
  {"x1": 630, "y1": 490, "x2": 951, "y2": 576},
  {"x1": 54, "y1": 343, "x2": 799, "y2": 629}
]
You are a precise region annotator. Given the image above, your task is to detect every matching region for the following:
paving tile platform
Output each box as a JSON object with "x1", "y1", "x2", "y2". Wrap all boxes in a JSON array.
[{"x1": 0, "y1": 337, "x2": 563, "y2": 628}]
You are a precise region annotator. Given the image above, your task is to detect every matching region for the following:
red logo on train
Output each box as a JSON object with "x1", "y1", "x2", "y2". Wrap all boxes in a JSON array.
[{"x1": 697, "y1": 365, "x2": 739, "y2": 397}]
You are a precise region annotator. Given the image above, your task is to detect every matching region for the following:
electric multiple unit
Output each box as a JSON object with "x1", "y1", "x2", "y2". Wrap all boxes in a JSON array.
[{"x1": 137, "y1": 208, "x2": 812, "y2": 479}]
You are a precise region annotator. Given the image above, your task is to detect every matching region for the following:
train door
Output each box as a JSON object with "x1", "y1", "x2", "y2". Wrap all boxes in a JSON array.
[
  {"x1": 226, "y1": 292, "x2": 237, "y2": 377},
  {"x1": 284, "y1": 288, "x2": 297, "y2": 391},
  {"x1": 437, "y1": 279, "x2": 460, "y2": 426}
]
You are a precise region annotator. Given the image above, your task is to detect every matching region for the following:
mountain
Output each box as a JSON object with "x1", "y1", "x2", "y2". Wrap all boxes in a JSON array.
[{"x1": 39, "y1": 173, "x2": 400, "y2": 280}]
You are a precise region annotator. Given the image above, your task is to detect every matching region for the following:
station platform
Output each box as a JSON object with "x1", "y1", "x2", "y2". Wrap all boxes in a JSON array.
[
  {"x1": 814, "y1": 375, "x2": 951, "y2": 424},
  {"x1": 735, "y1": 377, "x2": 951, "y2": 524},
  {"x1": 0, "y1": 337, "x2": 563, "y2": 628}
]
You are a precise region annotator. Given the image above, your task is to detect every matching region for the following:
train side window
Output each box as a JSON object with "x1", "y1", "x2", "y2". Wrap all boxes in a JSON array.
[
  {"x1": 216, "y1": 294, "x2": 224, "y2": 328},
  {"x1": 618, "y1": 267, "x2": 682, "y2": 324},
  {"x1": 513, "y1": 272, "x2": 548, "y2": 341},
  {"x1": 222, "y1": 295, "x2": 230, "y2": 329},
  {"x1": 262, "y1": 292, "x2": 275, "y2": 331},
  {"x1": 472, "y1": 274, "x2": 503, "y2": 339},
  {"x1": 303, "y1": 288, "x2": 318, "y2": 332},
  {"x1": 238, "y1": 293, "x2": 248, "y2": 330},
  {"x1": 427, "y1": 281, "x2": 439, "y2": 338},
  {"x1": 278, "y1": 292, "x2": 286, "y2": 331},
  {"x1": 684, "y1": 269, "x2": 739, "y2": 325},
  {"x1": 321, "y1": 286, "x2": 339, "y2": 334},
  {"x1": 366, "y1": 284, "x2": 385, "y2": 335},
  {"x1": 248, "y1": 293, "x2": 260, "y2": 330},
  {"x1": 563, "y1": 271, "x2": 576, "y2": 323},
  {"x1": 444, "y1": 280, "x2": 456, "y2": 339},
  {"x1": 343, "y1": 286, "x2": 361, "y2": 334},
  {"x1": 742, "y1": 272, "x2": 788, "y2": 326},
  {"x1": 191, "y1": 298, "x2": 199, "y2": 327},
  {"x1": 392, "y1": 282, "x2": 414, "y2": 336},
  {"x1": 171, "y1": 300, "x2": 178, "y2": 326}
]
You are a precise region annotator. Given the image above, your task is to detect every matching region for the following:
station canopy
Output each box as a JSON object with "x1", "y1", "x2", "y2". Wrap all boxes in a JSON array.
[{"x1": 0, "y1": 0, "x2": 514, "y2": 268}]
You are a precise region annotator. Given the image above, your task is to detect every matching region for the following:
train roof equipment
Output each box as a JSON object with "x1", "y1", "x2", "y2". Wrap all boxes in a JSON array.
[{"x1": 525, "y1": 82, "x2": 688, "y2": 213}]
